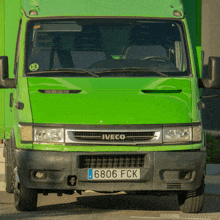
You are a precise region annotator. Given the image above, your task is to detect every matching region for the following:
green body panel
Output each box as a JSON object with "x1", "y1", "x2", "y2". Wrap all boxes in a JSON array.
[
  {"x1": 181, "y1": 1, "x2": 202, "y2": 130},
  {"x1": 0, "y1": 0, "x2": 4, "y2": 55},
  {"x1": 28, "y1": 77, "x2": 192, "y2": 125},
  {"x1": 181, "y1": 18, "x2": 201, "y2": 123},
  {"x1": 191, "y1": 77, "x2": 201, "y2": 123},
  {"x1": 4, "y1": 0, "x2": 21, "y2": 78},
  {"x1": 0, "y1": 0, "x2": 5, "y2": 139},
  {"x1": 0, "y1": 0, "x2": 21, "y2": 139},
  {"x1": 182, "y1": 0, "x2": 201, "y2": 77},
  {"x1": 16, "y1": 13, "x2": 33, "y2": 124},
  {"x1": 22, "y1": 0, "x2": 184, "y2": 18},
  {"x1": 13, "y1": 13, "x2": 33, "y2": 148},
  {"x1": 4, "y1": 0, "x2": 21, "y2": 139}
]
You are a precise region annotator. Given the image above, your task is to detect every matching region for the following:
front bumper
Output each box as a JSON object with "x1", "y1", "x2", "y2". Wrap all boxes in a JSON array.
[{"x1": 15, "y1": 149, "x2": 206, "y2": 192}]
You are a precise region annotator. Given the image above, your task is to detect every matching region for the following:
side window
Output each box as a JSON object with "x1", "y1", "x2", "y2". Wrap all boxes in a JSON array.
[{"x1": 14, "y1": 19, "x2": 22, "y2": 78}]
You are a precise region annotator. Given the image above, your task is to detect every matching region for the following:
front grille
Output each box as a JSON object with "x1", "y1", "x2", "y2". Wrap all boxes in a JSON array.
[
  {"x1": 65, "y1": 128, "x2": 162, "y2": 145},
  {"x1": 72, "y1": 131, "x2": 155, "y2": 142},
  {"x1": 80, "y1": 154, "x2": 145, "y2": 168}
]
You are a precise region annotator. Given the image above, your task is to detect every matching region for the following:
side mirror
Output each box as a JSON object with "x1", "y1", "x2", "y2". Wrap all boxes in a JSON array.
[
  {"x1": 199, "y1": 56, "x2": 220, "y2": 89},
  {"x1": 0, "y1": 56, "x2": 16, "y2": 89}
]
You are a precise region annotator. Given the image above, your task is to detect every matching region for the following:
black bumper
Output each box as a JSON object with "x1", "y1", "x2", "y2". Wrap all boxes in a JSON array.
[{"x1": 15, "y1": 149, "x2": 206, "y2": 192}]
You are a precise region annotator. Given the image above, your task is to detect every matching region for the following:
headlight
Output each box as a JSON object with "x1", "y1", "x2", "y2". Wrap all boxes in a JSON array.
[
  {"x1": 163, "y1": 125, "x2": 202, "y2": 143},
  {"x1": 163, "y1": 126, "x2": 192, "y2": 143},
  {"x1": 34, "y1": 127, "x2": 64, "y2": 143},
  {"x1": 20, "y1": 125, "x2": 33, "y2": 141}
]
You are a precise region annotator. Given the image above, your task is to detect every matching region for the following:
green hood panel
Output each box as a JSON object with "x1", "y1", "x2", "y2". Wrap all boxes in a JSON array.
[{"x1": 28, "y1": 77, "x2": 192, "y2": 125}]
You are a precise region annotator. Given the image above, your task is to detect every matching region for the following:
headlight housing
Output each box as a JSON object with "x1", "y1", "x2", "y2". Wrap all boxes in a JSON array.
[
  {"x1": 19, "y1": 124, "x2": 202, "y2": 144},
  {"x1": 34, "y1": 127, "x2": 64, "y2": 143},
  {"x1": 163, "y1": 125, "x2": 202, "y2": 143},
  {"x1": 20, "y1": 125, "x2": 65, "y2": 143}
]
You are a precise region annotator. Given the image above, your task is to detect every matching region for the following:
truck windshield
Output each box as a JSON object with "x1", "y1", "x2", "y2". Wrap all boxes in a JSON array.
[{"x1": 25, "y1": 19, "x2": 190, "y2": 77}]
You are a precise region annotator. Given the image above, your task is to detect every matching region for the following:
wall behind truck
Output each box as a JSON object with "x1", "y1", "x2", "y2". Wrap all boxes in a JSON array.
[{"x1": 201, "y1": 0, "x2": 220, "y2": 131}]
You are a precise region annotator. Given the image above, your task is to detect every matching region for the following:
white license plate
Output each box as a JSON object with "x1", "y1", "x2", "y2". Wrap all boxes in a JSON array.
[{"x1": 88, "y1": 168, "x2": 140, "y2": 180}]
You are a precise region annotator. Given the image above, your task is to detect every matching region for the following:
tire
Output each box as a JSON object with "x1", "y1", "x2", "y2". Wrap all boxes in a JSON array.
[
  {"x1": 178, "y1": 177, "x2": 205, "y2": 213},
  {"x1": 5, "y1": 165, "x2": 14, "y2": 193},
  {"x1": 14, "y1": 184, "x2": 38, "y2": 211}
]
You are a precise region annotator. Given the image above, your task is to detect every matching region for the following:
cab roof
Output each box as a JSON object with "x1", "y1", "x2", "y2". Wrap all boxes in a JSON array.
[{"x1": 22, "y1": 0, "x2": 184, "y2": 19}]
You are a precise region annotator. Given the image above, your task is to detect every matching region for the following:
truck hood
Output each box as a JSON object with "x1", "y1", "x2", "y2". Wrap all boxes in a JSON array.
[{"x1": 27, "y1": 77, "x2": 192, "y2": 125}]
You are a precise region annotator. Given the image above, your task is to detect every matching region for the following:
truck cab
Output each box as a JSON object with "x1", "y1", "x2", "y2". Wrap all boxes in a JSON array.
[{"x1": 0, "y1": 0, "x2": 219, "y2": 213}]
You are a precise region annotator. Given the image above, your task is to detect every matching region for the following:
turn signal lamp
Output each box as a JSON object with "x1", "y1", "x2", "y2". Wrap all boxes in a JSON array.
[
  {"x1": 20, "y1": 126, "x2": 33, "y2": 141},
  {"x1": 173, "y1": 10, "x2": 182, "y2": 17},
  {"x1": 29, "y1": 10, "x2": 38, "y2": 16}
]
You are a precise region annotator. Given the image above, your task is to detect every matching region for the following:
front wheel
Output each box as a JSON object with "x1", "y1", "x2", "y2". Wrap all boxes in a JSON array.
[
  {"x1": 178, "y1": 177, "x2": 205, "y2": 213},
  {"x1": 14, "y1": 184, "x2": 38, "y2": 211}
]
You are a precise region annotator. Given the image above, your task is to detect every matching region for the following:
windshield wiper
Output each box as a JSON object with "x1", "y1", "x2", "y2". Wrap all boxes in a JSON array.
[
  {"x1": 27, "y1": 69, "x2": 99, "y2": 78},
  {"x1": 95, "y1": 67, "x2": 168, "y2": 77}
]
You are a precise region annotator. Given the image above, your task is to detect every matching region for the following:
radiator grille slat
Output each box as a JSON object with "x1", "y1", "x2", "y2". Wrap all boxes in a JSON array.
[
  {"x1": 167, "y1": 183, "x2": 181, "y2": 189},
  {"x1": 80, "y1": 154, "x2": 145, "y2": 168},
  {"x1": 73, "y1": 131, "x2": 155, "y2": 142}
]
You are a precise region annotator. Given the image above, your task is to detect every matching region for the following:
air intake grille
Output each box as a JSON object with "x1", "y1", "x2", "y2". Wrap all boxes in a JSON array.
[
  {"x1": 80, "y1": 154, "x2": 145, "y2": 168},
  {"x1": 167, "y1": 183, "x2": 181, "y2": 189},
  {"x1": 73, "y1": 131, "x2": 155, "y2": 142}
]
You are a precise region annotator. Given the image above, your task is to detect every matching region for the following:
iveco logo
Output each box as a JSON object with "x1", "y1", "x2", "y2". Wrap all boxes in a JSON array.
[{"x1": 102, "y1": 134, "x2": 126, "y2": 140}]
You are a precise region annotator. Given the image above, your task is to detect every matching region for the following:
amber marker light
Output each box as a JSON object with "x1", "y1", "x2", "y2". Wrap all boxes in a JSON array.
[
  {"x1": 34, "y1": 25, "x2": 40, "y2": 29},
  {"x1": 20, "y1": 126, "x2": 33, "y2": 142},
  {"x1": 29, "y1": 10, "x2": 38, "y2": 16}
]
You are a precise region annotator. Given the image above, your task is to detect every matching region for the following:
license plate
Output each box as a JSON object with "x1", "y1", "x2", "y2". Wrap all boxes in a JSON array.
[{"x1": 88, "y1": 168, "x2": 140, "y2": 180}]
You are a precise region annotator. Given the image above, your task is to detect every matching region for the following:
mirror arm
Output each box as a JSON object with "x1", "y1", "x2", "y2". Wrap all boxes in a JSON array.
[
  {"x1": 6, "y1": 79, "x2": 16, "y2": 88},
  {"x1": 198, "y1": 78, "x2": 211, "y2": 88},
  {"x1": 0, "y1": 79, "x2": 16, "y2": 89},
  {"x1": 198, "y1": 78, "x2": 205, "y2": 88},
  {"x1": 198, "y1": 57, "x2": 220, "y2": 89},
  {"x1": 200, "y1": 95, "x2": 220, "y2": 99}
]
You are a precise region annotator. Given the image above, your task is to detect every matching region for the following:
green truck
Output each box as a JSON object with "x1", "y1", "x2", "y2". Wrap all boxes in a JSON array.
[{"x1": 0, "y1": 0, "x2": 218, "y2": 213}]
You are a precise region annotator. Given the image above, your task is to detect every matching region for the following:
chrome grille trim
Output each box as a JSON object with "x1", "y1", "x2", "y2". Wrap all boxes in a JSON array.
[{"x1": 65, "y1": 129, "x2": 162, "y2": 145}]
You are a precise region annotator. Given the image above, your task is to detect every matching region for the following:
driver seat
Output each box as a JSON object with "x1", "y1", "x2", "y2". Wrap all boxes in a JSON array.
[{"x1": 125, "y1": 45, "x2": 168, "y2": 60}]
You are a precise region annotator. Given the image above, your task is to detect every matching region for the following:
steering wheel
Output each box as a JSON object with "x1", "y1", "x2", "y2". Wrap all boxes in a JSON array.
[{"x1": 142, "y1": 56, "x2": 169, "y2": 62}]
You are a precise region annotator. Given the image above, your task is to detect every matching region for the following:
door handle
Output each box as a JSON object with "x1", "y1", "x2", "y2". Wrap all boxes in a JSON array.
[{"x1": 10, "y1": 93, "x2": 13, "y2": 107}]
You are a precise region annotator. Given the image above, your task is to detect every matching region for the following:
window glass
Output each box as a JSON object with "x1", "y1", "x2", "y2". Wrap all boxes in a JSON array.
[{"x1": 26, "y1": 19, "x2": 190, "y2": 77}]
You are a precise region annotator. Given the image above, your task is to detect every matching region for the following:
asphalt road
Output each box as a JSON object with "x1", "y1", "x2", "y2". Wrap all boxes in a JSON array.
[{"x1": 1, "y1": 191, "x2": 220, "y2": 220}]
